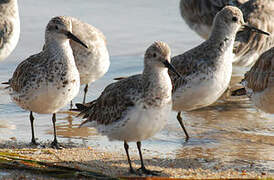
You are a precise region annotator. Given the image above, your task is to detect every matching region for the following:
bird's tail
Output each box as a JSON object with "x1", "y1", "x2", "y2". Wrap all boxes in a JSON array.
[
  {"x1": 1, "y1": 81, "x2": 11, "y2": 89},
  {"x1": 70, "y1": 103, "x2": 87, "y2": 115},
  {"x1": 70, "y1": 103, "x2": 87, "y2": 112},
  {"x1": 231, "y1": 87, "x2": 247, "y2": 96},
  {"x1": 70, "y1": 101, "x2": 96, "y2": 118},
  {"x1": 113, "y1": 76, "x2": 127, "y2": 81}
]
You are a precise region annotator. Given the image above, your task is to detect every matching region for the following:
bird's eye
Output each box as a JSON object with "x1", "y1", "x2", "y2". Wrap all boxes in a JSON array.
[
  {"x1": 232, "y1": 17, "x2": 238, "y2": 22},
  {"x1": 152, "y1": 53, "x2": 157, "y2": 58},
  {"x1": 55, "y1": 25, "x2": 59, "y2": 30}
]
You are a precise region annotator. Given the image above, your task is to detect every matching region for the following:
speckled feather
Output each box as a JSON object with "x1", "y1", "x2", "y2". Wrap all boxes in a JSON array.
[
  {"x1": 170, "y1": 39, "x2": 226, "y2": 92},
  {"x1": 70, "y1": 16, "x2": 106, "y2": 45},
  {"x1": 9, "y1": 52, "x2": 47, "y2": 92},
  {"x1": 0, "y1": 19, "x2": 12, "y2": 49},
  {"x1": 171, "y1": 6, "x2": 243, "y2": 89},
  {"x1": 10, "y1": 52, "x2": 72, "y2": 93},
  {"x1": 67, "y1": 16, "x2": 109, "y2": 85},
  {"x1": 171, "y1": 6, "x2": 242, "y2": 111},
  {"x1": 6, "y1": 16, "x2": 81, "y2": 114},
  {"x1": 78, "y1": 74, "x2": 141, "y2": 125},
  {"x1": 180, "y1": 0, "x2": 246, "y2": 39},
  {"x1": 243, "y1": 47, "x2": 274, "y2": 92},
  {"x1": 180, "y1": 0, "x2": 274, "y2": 67},
  {"x1": 233, "y1": 0, "x2": 274, "y2": 66},
  {"x1": 10, "y1": 16, "x2": 75, "y2": 93},
  {"x1": 78, "y1": 41, "x2": 173, "y2": 128},
  {"x1": 0, "y1": 0, "x2": 19, "y2": 61}
]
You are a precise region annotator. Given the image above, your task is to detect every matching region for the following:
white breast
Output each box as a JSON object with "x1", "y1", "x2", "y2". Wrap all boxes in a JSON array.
[
  {"x1": 92, "y1": 102, "x2": 172, "y2": 142},
  {"x1": 10, "y1": 43, "x2": 80, "y2": 114}
]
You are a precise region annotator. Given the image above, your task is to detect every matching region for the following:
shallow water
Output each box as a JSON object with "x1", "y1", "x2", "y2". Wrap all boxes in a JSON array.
[{"x1": 0, "y1": 0, "x2": 273, "y2": 175}]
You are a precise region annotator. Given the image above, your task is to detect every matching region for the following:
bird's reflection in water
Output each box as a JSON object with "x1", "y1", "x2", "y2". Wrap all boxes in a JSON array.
[{"x1": 45, "y1": 110, "x2": 97, "y2": 144}]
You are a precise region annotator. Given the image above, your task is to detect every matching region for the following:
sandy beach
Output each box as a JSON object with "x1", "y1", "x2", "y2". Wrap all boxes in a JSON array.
[{"x1": 0, "y1": 140, "x2": 273, "y2": 179}]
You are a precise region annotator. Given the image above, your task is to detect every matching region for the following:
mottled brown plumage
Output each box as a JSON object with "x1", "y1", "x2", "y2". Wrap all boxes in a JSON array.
[
  {"x1": 0, "y1": 19, "x2": 12, "y2": 49},
  {"x1": 79, "y1": 41, "x2": 172, "y2": 127},
  {"x1": 170, "y1": 6, "x2": 245, "y2": 139},
  {"x1": 78, "y1": 75, "x2": 141, "y2": 125},
  {"x1": 171, "y1": 6, "x2": 243, "y2": 96},
  {"x1": 60, "y1": 16, "x2": 110, "y2": 104},
  {"x1": 0, "y1": 0, "x2": 19, "y2": 61},
  {"x1": 180, "y1": 0, "x2": 273, "y2": 67},
  {"x1": 244, "y1": 47, "x2": 274, "y2": 92},
  {"x1": 70, "y1": 17, "x2": 106, "y2": 47},
  {"x1": 170, "y1": 40, "x2": 223, "y2": 93},
  {"x1": 76, "y1": 41, "x2": 176, "y2": 175},
  {"x1": 233, "y1": 0, "x2": 274, "y2": 66},
  {"x1": 234, "y1": 47, "x2": 274, "y2": 113},
  {"x1": 10, "y1": 53, "x2": 46, "y2": 92},
  {"x1": 5, "y1": 16, "x2": 87, "y2": 148},
  {"x1": 180, "y1": 0, "x2": 246, "y2": 39}
]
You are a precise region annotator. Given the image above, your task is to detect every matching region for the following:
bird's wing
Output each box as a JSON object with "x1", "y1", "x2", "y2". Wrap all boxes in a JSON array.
[
  {"x1": 0, "y1": 18, "x2": 13, "y2": 50},
  {"x1": 234, "y1": 0, "x2": 274, "y2": 58},
  {"x1": 10, "y1": 52, "x2": 46, "y2": 92},
  {"x1": 169, "y1": 44, "x2": 215, "y2": 92},
  {"x1": 180, "y1": 0, "x2": 243, "y2": 28},
  {"x1": 79, "y1": 75, "x2": 142, "y2": 126},
  {"x1": 244, "y1": 47, "x2": 274, "y2": 92}
]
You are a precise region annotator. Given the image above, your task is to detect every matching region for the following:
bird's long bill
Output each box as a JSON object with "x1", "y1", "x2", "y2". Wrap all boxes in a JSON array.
[
  {"x1": 243, "y1": 25, "x2": 270, "y2": 36},
  {"x1": 66, "y1": 31, "x2": 88, "y2": 48},
  {"x1": 163, "y1": 60, "x2": 182, "y2": 78}
]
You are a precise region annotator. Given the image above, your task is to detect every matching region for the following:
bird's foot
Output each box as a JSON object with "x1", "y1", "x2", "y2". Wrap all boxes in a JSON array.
[
  {"x1": 128, "y1": 168, "x2": 138, "y2": 175},
  {"x1": 50, "y1": 140, "x2": 63, "y2": 149},
  {"x1": 30, "y1": 139, "x2": 39, "y2": 146},
  {"x1": 137, "y1": 167, "x2": 161, "y2": 176}
]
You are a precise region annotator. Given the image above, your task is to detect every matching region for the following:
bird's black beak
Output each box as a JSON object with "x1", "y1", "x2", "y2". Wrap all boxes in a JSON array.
[
  {"x1": 163, "y1": 60, "x2": 182, "y2": 78},
  {"x1": 66, "y1": 31, "x2": 88, "y2": 48},
  {"x1": 242, "y1": 24, "x2": 270, "y2": 36}
]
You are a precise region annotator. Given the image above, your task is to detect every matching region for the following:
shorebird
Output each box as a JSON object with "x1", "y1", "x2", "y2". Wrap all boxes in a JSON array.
[
  {"x1": 3, "y1": 16, "x2": 87, "y2": 148},
  {"x1": 232, "y1": 47, "x2": 274, "y2": 113},
  {"x1": 180, "y1": 0, "x2": 273, "y2": 67},
  {"x1": 0, "y1": 0, "x2": 20, "y2": 61},
  {"x1": 180, "y1": 0, "x2": 246, "y2": 39},
  {"x1": 68, "y1": 16, "x2": 109, "y2": 104},
  {"x1": 170, "y1": 6, "x2": 269, "y2": 139},
  {"x1": 75, "y1": 41, "x2": 181, "y2": 175}
]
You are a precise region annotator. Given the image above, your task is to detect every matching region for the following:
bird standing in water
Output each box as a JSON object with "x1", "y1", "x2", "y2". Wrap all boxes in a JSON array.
[{"x1": 4, "y1": 16, "x2": 88, "y2": 148}]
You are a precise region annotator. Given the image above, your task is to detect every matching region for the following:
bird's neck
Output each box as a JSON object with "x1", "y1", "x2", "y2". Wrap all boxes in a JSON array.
[
  {"x1": 208, "y1": 23, "x2": 236, "y2": 45},
  {"x1": 207, "y1": 24, "x2": 236, "y2": 56},
  {"x1": 142, "y1": 66, "x2": 172, "y2": 106},
  {"x1": 44, "y1": 38, "x2": 75, "y2": 65}
]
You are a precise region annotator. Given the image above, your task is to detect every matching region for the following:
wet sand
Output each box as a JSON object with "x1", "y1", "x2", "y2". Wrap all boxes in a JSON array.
[{"x1": 0, "y1": 140, "x2": 273, "y2": 179}]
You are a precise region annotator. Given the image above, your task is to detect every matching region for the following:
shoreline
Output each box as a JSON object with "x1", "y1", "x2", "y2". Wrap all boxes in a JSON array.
[{"x1": 0, "y1": 141, "x2": 273, "y2": 179}]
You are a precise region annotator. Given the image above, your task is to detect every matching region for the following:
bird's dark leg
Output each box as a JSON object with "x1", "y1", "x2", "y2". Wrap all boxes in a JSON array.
[
  {"x1": 70, "y1": 100, "x2": 73, "y2": 109},
  {"x1": 83, "y1": 84, "x2": 89, "y2": 104},
  {"x1": 124, "y1": 141, "x2": 136, "y2": 174},
  {"x1": 137, "y1": 141, "x2": 160, "y2": 175},
  {"x1": 29, "y1": 111, "x2": 39, "y2": 145},
  {"x1": 177, "y1": 111, "x2": 190, "y2": 141},
  {"x1": 50, "y1": 113, "x2": 62, "y2": 149}
]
